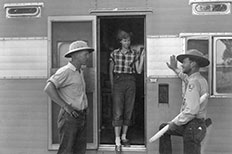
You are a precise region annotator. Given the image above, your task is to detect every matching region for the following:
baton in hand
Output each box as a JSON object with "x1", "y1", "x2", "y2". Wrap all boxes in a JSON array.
[{"x1": 149, "y1": 93, "x2": 209, "y2": 143}]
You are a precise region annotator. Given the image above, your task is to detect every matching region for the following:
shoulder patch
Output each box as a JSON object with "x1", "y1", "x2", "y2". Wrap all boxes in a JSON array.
[{"x1": 188, "y1": 84, "x2": 195, "y2": 91}]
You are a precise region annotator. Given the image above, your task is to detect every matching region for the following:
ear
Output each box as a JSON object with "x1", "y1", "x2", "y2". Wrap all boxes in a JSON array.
[{"x1": 190, "y1": 61, "x2": 197, "y2": 68}]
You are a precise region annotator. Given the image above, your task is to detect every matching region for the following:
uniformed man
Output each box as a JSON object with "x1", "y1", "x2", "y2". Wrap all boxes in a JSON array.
[{"x1": 159, "y1": 49, "x2": 210, "y2": 154}]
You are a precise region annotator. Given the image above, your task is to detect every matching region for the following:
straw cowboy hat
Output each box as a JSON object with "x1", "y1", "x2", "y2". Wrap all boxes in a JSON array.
[
  {"x1": 177, "y1": 49, "x2": 210, "y2": 67},
  {"x1": 64, "y1": 40, "x2": 94, "y2": 58}
]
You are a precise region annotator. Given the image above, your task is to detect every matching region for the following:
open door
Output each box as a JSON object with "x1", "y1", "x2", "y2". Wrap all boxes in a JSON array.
[
  {"x1": 98, "y1": 16, "x2": 145, "y2": 149},
  {"x1": 47, "y1": 16, "x2": 97, "y2": 150}
]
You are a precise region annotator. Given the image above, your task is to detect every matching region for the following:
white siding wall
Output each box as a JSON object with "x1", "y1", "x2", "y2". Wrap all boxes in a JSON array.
[
  {"x1": 147, "y1": 36, "x2": 183, "y2": 77},
  {"x1": 0, "y1": 38, "x2": 47, "y2": 78}
]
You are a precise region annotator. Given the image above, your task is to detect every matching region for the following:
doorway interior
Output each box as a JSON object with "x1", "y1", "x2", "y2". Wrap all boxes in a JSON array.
[{"x1": 98, "y1": 15, "x2": 145, "y2": 145}]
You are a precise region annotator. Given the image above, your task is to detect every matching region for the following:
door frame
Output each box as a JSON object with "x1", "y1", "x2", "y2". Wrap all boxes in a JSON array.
[
  {"x1": 47, "y1": 15, "x2": 97, "y2": 150},
  {"x1": 96, "y1": 15, "x2": 147, "y2": 150}
]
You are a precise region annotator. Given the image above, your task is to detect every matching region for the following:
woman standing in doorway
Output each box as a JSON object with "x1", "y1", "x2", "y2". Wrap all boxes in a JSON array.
[{"x1": 109, "y1": 30, "x2": 144, "y2": 153}]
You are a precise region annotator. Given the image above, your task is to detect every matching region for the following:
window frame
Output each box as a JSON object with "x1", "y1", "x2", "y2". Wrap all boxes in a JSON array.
[
  {"x1": 181, "y1": 33, "x2": 232, "y2": 97},
  {"x1": 213, "y1": 36, "x2": 232, "y2": 96},
  {"x1": 184, "y1": 35, "x2": 213, "y2": 95}
]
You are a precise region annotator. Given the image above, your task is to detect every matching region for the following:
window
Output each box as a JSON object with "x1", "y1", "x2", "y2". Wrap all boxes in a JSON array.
[
  {"x1": 214, "y1": 37, "x2": 232, "y2": 95},
  {"x1": 186, "y1": 36, "x2": 210, "y2": 82},
  {"x1": 183, "y1": 34, "x2": 232, "y2": 96}
]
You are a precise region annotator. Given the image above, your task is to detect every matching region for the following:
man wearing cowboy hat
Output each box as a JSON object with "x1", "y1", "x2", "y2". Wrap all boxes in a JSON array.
[
  {"x1": 44, "y1": 40, "x2": 94, "y2": 154},
  {"x1": 159, "y1": 49, "x2": 210, "y2": 154}
]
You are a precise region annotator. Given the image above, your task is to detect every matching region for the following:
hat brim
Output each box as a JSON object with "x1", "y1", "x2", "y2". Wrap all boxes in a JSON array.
[
  {"x1": 177, "y1": 54, "x2": 210, "y2": 67},
  {"x1": 64, "y1": 47, "x2": 94, "y2": 58}
]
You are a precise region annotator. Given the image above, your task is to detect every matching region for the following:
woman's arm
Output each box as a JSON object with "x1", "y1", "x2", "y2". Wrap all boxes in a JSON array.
[
  {"x1": 109, "y1": 60, "x2": 114, "y2": 91},
  {"x1": 135, "y1": 49, "x2": 145, "y2": 74}
]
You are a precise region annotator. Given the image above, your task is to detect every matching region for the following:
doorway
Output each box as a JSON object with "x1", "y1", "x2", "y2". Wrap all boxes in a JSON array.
[
  {"x1": 98, "y1": 16, "x2": 145, "y2": 146},
  {"x1": 48, "y1": 16, "x2": 98, "y2": 150}
]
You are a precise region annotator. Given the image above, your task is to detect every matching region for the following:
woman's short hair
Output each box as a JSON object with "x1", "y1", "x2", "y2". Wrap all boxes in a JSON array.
[{"x1": 117, "y1": 29, "x2": 132, "y2": 41}]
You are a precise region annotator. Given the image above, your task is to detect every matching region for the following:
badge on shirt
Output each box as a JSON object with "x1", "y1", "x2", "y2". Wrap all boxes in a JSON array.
[{"x1": 188, "y1": 84, "x2": 195, "y2": 92}]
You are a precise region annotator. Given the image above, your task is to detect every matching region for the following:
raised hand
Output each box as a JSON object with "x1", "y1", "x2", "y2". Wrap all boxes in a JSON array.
[{"x1": 166, "y1": 55, "x2": 177, "y2": 71}]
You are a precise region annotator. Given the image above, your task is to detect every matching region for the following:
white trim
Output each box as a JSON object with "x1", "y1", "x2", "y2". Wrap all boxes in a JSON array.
[
  {"x1": 179, "y1": 32, "x2": 232, "y2": 37},
  {"x1": 4, "y1": 2, "x2": 44, "y2": 8},
  {"x1": 209, "y1": 94, "x2": 232, "y2": 98},
  {"x1": 0, "y1": 37, "x2": 47, "y2": 40},
  {"x1": 147, "y1": 35, "x2": 179, "y2": 38},
  {"x1": 148, "y1": 76, "x2": 179, "y2": 79},
  {"x1": 48, "y1": 16, "x2": 96, "y2": 22},
  {"x1": 98, "y1": 145, "x2": 146, "y2": 152},
  {"x1": 89, "y1": 7, "x2": 153, "y2": 15},
  {"x1": 0, "y1": 76, "x2": 47, "y2": 79},
  {"x1": 189, "y1": 0, "x2": 232, "y2": 5}
]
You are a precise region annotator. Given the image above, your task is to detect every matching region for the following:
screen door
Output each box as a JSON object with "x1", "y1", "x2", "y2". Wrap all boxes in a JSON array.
[{"x1": 47, "y1": 16, "x2": 97, "y2": 150}]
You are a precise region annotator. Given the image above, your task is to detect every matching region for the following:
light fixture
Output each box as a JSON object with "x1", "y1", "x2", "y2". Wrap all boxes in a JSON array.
[{"x1": 4, "y1": 2, "x2": 44, "y2": 18}]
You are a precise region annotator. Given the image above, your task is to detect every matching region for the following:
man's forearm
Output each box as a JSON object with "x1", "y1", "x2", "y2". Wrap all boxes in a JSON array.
[{"x1": 44, "y1": 82, "x2": 68, "y2": 108}]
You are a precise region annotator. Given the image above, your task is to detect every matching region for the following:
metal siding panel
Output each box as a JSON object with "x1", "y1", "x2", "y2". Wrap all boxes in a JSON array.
[
  {"x1": 147, "y1": 76, "x2": 232, "y2": 154},
  {"x1": 96, "y1": 0, "x2": 147, "y2": 8},
  {"x1": 201, "y1": 98, "x2": 232, "y2": 153},
  {"x1": 146, "y1": 78, "x2": 182, "y2": 154},
  {"x1": 147, "y1": 0, "x2": 232, "y2": 35},
  {"x1": 0, "y1": 0, "x2": 94, "y2": 37},
  {"x1": 0, "y1": 79, "x2": 50, "y2": 154}
]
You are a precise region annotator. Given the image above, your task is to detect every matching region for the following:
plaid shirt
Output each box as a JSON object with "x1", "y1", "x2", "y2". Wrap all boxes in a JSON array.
[{"x1": 110, "y1": 48, "x2": 137, "y2": 74}]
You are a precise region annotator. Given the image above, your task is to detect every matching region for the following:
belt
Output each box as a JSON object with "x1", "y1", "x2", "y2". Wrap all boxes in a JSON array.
[
  {"x1": 192, "y1": 118, "x2": 205, "y2": 124},
  {"x1": 114, "y1": 73, "x2": 134, "y2": 76},
  {"x1": 73, "y1": 108, "x2": 87, "y2": 116},
  {"x1": 196, "y1": 118, "x2": 205, "y2": 121}
]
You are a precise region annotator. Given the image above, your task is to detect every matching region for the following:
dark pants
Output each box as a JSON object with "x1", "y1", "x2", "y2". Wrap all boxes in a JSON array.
[
  {"x1": 112, "y1": 73, "x2": 136, "y2": 126},
  {"x1": 57, "y1": 108, "x2": 87, "y2": 154},
  {"x1": 159, "y1": 118, "x2": 206, "y2": 154}
]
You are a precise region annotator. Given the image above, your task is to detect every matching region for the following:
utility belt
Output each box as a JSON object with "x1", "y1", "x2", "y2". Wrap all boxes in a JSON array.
[
  {"x1": 190, "y1": 118, "x2": 205, "y2": 124},
  {"x1": 187, "y1": 118, "x2": 212, "y2": 128}
]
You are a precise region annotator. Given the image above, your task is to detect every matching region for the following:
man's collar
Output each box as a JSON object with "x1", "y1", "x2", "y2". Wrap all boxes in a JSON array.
[
  {"x1": 188, "y1": 72, "x2": 200, "y2": 79},
  {"x1": 67, "y1": 62, "x2": 77, "y2": 71}
]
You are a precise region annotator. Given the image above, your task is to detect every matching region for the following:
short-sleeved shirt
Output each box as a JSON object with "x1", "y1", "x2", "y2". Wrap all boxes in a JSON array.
[
  {"x1": 47, "y1": 62, "x2": 88, "y2": 110},
  {"x1": 173, "y1": 72, "x2": 209, "y2": 125},
  {"x1": 110, "y1": 48, "x2": 137, "y2": 74}
]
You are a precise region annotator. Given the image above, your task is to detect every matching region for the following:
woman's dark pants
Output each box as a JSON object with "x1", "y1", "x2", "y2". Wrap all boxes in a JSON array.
[{"x1": 112, "y1": 74, "x2": 136, "y2": 127}]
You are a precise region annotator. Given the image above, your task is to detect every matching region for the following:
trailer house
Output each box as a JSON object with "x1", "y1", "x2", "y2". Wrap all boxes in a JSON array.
[{"x1": 0, "y1": 0, "x2": 232, "y2": 154}]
